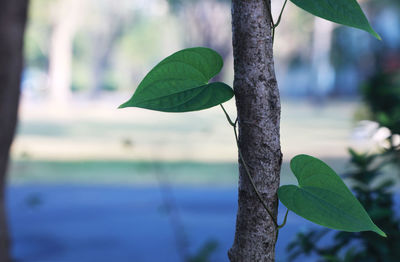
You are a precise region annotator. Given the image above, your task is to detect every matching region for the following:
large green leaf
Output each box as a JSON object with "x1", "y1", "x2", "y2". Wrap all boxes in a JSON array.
[
  {"x1": 278, "y1": 154, "x2": 386, "y2": 236},
  {"x1": 290, "y1": 0, "x2": 381, "y2": 40},
  {"x1": 119, "y1": 47, "x2": 234, "y2": 112}
]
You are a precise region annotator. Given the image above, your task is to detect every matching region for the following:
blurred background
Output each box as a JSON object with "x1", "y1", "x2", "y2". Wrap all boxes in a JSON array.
[{"x1": 5, "y1": 0, "x2": 400, "y2": 261}]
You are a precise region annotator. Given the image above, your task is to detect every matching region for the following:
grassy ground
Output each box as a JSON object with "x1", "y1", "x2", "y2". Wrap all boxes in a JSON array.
[
  {"x1": 8, "y1": 157, "x2": 350, "y2": 186},
  {"x1": 9, "y1": 98, "x2": 358, "y2": 185}
]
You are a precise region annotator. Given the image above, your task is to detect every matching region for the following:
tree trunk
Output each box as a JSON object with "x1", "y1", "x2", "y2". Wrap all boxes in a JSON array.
[
  {"x1": 229, "y1": 0, "x2": 282, "y2": 261},
  {"x1": 310, "y1": 17, "x2": 335, "y2": 98},
  {"x1": 0, "y1": 0, "x2": 29, "y2": 261},
  {"x1": 48, "y1": 0, "x2": 80, "y2": 106}
]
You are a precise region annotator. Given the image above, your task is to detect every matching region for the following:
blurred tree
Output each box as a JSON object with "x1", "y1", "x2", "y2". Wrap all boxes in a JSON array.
[
  {"x1": 83, "y1": 0, "x2": 136, "y2": 96},
  {"x1": 176, "y1": 0, "x2": 231, "y2": 81},
  {"x1": 0, "y1": 0, "x2": 29, "y2": 261},
  {"x1": 71, "y1": 0, "x2": 175, "y2": 94},
  {"x1": 48, "y1": 0, "x2": 83, "y2": 106},
  {"x1": 24, "y1": 0, "x2": 52, "y2": 71},
  {"x1": 309, "y1": 17, "x2": 335, "y2": 99}
]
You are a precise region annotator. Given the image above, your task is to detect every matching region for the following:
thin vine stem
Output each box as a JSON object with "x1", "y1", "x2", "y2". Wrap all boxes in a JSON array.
[
  {"x1": 274, "y1": 0, "x2": 288, "y2": 28},
  {"x1": 220, "y1": 104, "x2": 278, "y2": 227},
  {"x1": 233, "y1": 127, "x2": 278, "y2": 227},
  {"x1": 272, "y1": 26, "x2": 276, "y2": 44},
  {"x1": 271, "y1": 0, "x2": 288, "y2": 44},
  {"x1": 220, "y1": 104, "x2": 236, "y2": 127},
  {"x1": 278, "y1": 208, "x2": 289, "y2": 229},
  {"x1": 275, "y1": 208, "x2": 290, "y2": 242},
  {"x1": 265, "y1": 0, "x2": 275, "y2": 27}
]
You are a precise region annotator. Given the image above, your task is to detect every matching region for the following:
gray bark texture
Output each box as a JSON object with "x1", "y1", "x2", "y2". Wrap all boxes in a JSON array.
[
  {"x1": 0, "y1": 0, "x2": 28, "y2": 261},
  {"x1": 229, "y1": 0, "x2": 282, "y2": 261}
]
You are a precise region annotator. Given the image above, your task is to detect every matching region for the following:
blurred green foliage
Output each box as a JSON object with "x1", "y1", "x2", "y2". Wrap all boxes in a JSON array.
[
  {"x1": 287, "y1": 149, "x2": 400, "y2": 262},
  {"x1": 187, "y1": 240, "x2": 219, "y2": 262},
  {"x1": 362, "y1": 70, "x2": 400, "y2": 135},
  {"x1": 286, "y1": 68, "x2": 400, "y2": 261}
]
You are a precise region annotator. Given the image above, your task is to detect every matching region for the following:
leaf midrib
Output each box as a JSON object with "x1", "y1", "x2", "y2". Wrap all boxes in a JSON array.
[
  {"x1": 298, "y1": 186, "x2": 371, "y2": 229},
  {"x1": 138, "y1": 85, "x2": 207, "y2": 110}
]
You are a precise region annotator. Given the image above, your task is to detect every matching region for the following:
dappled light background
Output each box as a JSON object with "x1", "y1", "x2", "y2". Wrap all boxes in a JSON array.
[{"x1": 7, "y1": 0, "x2": 400, "y2": 261}]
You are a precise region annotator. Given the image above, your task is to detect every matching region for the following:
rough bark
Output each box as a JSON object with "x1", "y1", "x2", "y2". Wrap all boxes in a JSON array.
[
  {"x1": 0, "y1": 0, "x2": 29, "y2": 261},
  {"x1": 229, "y1": 0, "x2": 282, "y2": 261}
]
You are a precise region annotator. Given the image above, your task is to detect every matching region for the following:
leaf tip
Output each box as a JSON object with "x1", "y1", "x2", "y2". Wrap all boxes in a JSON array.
[
  {"x1": 370, "y1": 222, "x2": 386, "y2": 237},
  {"x1": 374, "y1": 32, "x2": 382, "y2": 41},
  {"x1": 370, "y1": 29, "x2": 382, "y2": 41},
  {"x1": 374, "y1": 227, "x2": 387, "y2": 237},
  {"x1": 118, "y1": 101, "x2": 130, "y2": 109}
]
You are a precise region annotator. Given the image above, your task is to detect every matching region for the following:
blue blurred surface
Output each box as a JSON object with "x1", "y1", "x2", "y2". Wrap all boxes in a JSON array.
[
  {"x1": 7, "y1": 184, "x2": 324, "y2": 262},
  {"x1": 10, "y1": 185, "x2": 398, "y2": 261}
]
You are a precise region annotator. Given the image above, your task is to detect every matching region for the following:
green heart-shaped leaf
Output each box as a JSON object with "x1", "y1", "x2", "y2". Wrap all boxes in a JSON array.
[
  {"x1": 278, "y1": 154, "x2": 386, "y2": 236},
  {"x1": 290, "y1": 0, "x2": 381, "y2": 40},
  {"x1": 119, "y1": 47, "x2": 234, "y2": 112}
]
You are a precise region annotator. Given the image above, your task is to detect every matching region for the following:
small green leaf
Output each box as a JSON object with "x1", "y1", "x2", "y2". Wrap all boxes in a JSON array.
[
  {"x1": 278, "y1": 154, "x2": 386, "y2": 237},
  {"x1": 290, "y1": 0, "x2": 381, "y2": 40},
  {"x1": 119, "y1": 47, "x2": 234, "y2": 112}
]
